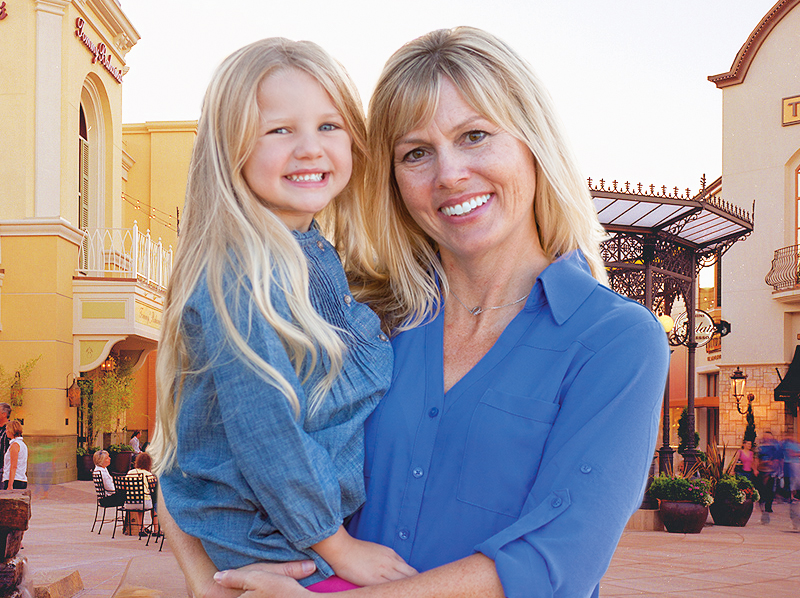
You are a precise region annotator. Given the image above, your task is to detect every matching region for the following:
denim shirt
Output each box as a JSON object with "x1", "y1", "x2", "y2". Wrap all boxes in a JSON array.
[
  {"x1": 160, "y1": 227, "x2": 393, "y2": 586},
  {"x1": 349, "y1": 250, "x2": 669, "y2": 597}
]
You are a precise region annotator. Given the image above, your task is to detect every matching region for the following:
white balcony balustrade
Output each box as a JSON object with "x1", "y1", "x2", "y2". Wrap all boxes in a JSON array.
[{"x1": 76, "y1": 222, "x2": 173, "y2": 291}]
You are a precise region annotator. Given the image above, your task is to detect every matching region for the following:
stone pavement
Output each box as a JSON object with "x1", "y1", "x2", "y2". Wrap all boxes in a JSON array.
[{"x1": 19, "y1": 480, "x2": 800, "y2": 597}]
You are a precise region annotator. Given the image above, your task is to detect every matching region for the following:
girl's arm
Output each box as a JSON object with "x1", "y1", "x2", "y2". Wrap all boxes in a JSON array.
[
  {"x1": 7, "y1": 443, "x2": 19, "y2": 485},
  {"x1": 157, "y1": 492, "x2": 317, "y2": 598},
  {"x1": 215, "y1": 554, "x2": 504, "y2": 598}
]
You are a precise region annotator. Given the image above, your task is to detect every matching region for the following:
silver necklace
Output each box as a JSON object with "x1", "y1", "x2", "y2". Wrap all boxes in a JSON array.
[{"x1": 449, "y1": 289, "x2": 530, "y2": 316}]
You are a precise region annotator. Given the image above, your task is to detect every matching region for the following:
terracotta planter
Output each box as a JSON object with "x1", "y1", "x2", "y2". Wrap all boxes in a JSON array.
[
  {"x1": 709, "y1": 498, "x2": 754, "y2": 527},
  {"x1": 658, "y1": 500, "x2": 708, "y2": 533},
  {"x1": 110, "y1": 451, "x2": 133, "y2": 474}
]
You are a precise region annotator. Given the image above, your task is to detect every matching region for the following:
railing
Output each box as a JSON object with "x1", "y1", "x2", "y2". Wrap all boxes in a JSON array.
[
  {"x1": 765, "y1": 244, "x2": 800, "y2": 291},
  {"x1": 77, "y1": 222, "x2": 173, "y2": 291}
]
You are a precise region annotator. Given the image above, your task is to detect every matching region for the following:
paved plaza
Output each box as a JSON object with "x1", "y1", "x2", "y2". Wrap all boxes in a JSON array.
[{"x1": 19, "y1": 480, "x2": 800, "y2": 597}]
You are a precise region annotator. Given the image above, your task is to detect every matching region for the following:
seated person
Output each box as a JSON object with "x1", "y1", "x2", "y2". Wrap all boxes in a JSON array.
[
  {"x1": 93, "y1": 450, "x2": 125, "y2": 507},
  {"x1": 126, "y1": 451, "x2": 159, "y2": 534}
]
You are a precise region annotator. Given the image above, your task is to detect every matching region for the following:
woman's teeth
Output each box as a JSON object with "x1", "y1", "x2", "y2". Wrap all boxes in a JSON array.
[
  {"x1": 440, "y1": 194, "x2": 490, "y2": 217},
  {"x1": 286, "y1": 173, "x2": 324, "y2": 182}
]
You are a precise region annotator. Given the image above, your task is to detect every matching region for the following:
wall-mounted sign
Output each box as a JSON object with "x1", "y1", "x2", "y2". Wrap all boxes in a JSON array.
[
  {"x1": 670, "y1": 309, "x2": 717, "y2": 348},
  {"x1": 75, "y1": 18, "x2": 123, "y2": 84},
  {"x1": 783, "y1": 95, "x2": 800, "y2": 127},
  {"x1": 0, "y1": 2, "x2": 8, "y2": 20}
]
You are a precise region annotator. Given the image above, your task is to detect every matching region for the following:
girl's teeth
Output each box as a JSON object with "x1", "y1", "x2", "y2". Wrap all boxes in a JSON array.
[
  {"x1": 440, "y1": 194, "x2": 490, "y2": 217},
  {"x1": 287, "y1": 173, "x2": 323, "y2": 182}
]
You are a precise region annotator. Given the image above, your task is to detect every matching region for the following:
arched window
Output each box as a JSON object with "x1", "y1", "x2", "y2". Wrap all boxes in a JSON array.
[{"x1": 78, "y1": 104, "x2": 90, "y2": 269}]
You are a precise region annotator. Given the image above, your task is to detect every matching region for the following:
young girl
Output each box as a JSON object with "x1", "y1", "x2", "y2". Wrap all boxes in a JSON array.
[{"x1": 151, "y1": 38, "x2": 415, "y2": 592}]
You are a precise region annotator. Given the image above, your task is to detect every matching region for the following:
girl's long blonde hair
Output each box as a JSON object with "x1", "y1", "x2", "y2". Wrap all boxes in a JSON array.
[
  {"x1": 151, "y1": 38, "x2": 370, "y2": 476},
  {"x1": 346, "y1": 27, "x2": 608, "y2": 333}
]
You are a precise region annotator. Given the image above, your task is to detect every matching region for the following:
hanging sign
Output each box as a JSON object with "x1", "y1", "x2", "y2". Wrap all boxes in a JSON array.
[
  {"x1": 75, "y1": 18, "x2": 124, "y2": 84},
  {"x1": 670, "y1": 309, "x2": 716, "y2": 348}
]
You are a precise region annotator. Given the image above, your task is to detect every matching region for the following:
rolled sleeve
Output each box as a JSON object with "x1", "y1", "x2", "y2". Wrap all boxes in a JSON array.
[{"x1": 476, "y1": 317, "x2": 669, "y2": 597}]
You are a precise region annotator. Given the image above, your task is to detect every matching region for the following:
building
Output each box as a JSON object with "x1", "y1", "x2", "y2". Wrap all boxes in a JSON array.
[
  {"x1": 709, "y1": 0, "x2": 800, "y2": 447},
  {"x1": 0, "y1": 0, "x2": 194, "y2": 482}
]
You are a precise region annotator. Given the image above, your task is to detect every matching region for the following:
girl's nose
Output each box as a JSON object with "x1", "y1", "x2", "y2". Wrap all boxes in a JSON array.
[{"x1": 294, "y1": 131, "x2": 324, "y2": 159}]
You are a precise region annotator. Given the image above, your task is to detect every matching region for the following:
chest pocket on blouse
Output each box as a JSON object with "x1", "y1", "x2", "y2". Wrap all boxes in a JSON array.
[{"x1": 457, "y1": 389, "x2": 559, "y2": 517}]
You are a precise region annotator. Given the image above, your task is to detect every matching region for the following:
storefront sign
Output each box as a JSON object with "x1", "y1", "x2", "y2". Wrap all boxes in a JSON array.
[
  {"x1": 783, "y1": 95, "x2": 800, "y2": 126},
  {"x1": 0, "y1": 2, "x2": 8, "y2": 20},
  {"x1": 135, "y1": 301, "x2": 162, "y2": 330},
  {"x1": 75, "y1": 18, "x2": 123, "y2": 84},
  {"x1": 672, "y1": 309, "x2": 716, "y2": 348}
]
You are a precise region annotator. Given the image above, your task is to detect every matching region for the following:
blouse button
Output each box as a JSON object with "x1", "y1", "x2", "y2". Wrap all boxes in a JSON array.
[
  {"x1": 428, "y1": 407, "x2": 439, "y2": 418},
  {"x1": 580, "y1": 464, "x2": 592, "y2": 474},
  {"x1": 551, "y1": 497, "x2": 563, "y2": 508},
  {"x1": 378, "y1": 334, "x2": 388, "y2": 342},
  {"x1": 316, "y1": 240, "x2": 325, "y2": 251},
  {"x1": 412, "y1": 467, "x2": 424, "y2": 478},
  {"x1": 344, "y1": 295, "x2": 352, "y2": 305},
  {"x1": 398, "y1": 529, "x2": 410, "y2": 540}
]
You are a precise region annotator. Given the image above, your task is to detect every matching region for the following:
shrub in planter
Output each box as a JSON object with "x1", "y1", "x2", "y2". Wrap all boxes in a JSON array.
[
  {"x1": 108, "y1": 443, "x2": 134, "y2": 474},
  {"x1": 710, "y1": 474, "x2": 760, "y2": 527},
  {"x1": 649, "y1": 474, "x2": 712, "y2": 534}
]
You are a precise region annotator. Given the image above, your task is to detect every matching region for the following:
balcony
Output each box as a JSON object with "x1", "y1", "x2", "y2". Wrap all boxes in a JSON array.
[
  {"x1": 765, "y1": 245, "x2": 800, "y2": 302},
  {"x1": 72, "y1": 223, "x2": 172, "y2": 371},
  {"x1": 77, "y1": 221, "x2": 173, "y2": 291}
]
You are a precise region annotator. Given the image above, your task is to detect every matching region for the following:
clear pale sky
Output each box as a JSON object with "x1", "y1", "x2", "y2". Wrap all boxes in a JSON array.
[{"x1": 119, "y1": 0, "x2": 778, "y2": 197}]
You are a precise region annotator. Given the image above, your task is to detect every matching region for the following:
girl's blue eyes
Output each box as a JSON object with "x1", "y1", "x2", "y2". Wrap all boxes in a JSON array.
[{"x1": 267, "y1": 124, "x2": 341, "y2": 135}]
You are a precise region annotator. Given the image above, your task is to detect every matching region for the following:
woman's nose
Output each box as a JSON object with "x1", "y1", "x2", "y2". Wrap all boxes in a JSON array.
[{"x1": 435, "y1": 148, "x2": 468, "y2": 189}]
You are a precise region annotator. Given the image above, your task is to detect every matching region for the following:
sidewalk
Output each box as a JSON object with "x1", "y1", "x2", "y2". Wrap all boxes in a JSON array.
[{"x1": 20, "y1": 481, "x2": 800, "y2": 597}]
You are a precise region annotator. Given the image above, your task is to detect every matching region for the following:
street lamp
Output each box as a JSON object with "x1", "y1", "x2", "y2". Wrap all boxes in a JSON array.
[{"x1": 730, "y1": 367, "x2": 754, "y2": 415}]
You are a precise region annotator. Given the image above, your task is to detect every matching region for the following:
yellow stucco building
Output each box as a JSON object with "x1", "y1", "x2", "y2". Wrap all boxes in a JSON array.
[{"x1": 0, "y1": 0, "x2": 195, "y2": 482}]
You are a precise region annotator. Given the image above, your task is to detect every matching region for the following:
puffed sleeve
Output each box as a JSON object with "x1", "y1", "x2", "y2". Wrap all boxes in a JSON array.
[
  {"x1": 475, "y1": 315, "x2": 669, "y2": 598},
  {"x1": 193, "y1": 284, "x2": 343, "y2": 549}
]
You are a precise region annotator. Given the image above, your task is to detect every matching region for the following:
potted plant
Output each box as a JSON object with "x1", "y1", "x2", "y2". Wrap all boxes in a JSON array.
[
  {"x1": 108, "y1": 443, "x2": 134, "y2": 474},
  {"x1": 709, "y1": 474, "x2": 759, "y2": 527},
  {"x1": 649, "y1": 469, "x2": 713, "y2": 533},
  {"x1": 76, "y1": 445, "x2": 101, "y2": 480}
]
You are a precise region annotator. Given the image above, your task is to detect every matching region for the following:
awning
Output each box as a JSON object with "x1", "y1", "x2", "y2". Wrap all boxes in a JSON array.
[
  {"x1": 667, "y1": 396, "x2": 719, "y2": 409},
  {"x1": 775, "y1": 345, "x2": 800, "y2": 402}
]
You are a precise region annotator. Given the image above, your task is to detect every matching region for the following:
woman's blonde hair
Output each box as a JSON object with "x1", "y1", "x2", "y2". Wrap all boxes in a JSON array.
[
  {"x1": 151, "y1": 38, "x2": 369, "y2": 476},
  {"x1": 6, "y1": 420, "x2": 21, "y2": 438},
  {"x1": 347, "y1": 27, "x2": 608, "y2": 332}
]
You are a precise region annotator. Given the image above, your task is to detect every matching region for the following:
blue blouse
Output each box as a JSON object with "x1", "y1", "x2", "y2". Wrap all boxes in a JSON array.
[
  {"x1": 160, "y1": 227, "x2": 393, "y2": 587},
  {"x1": 348, "y1": 250, "x2": 669, "y2": 598}
]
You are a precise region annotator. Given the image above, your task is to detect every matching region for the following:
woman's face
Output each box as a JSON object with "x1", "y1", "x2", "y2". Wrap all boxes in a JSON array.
[
  {"x1": 743, "y1": 440, "x2": 752, "y2": 450},
  {"x1": 392, "y1": 78, "x2": 539, "y2": 263}
]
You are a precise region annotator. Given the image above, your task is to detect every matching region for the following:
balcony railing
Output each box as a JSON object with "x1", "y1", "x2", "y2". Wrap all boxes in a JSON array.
[
  {"x1": 766, "y1": 244, "x2": 800, "y2": 291},
  {"x1": 77, "y1": 222, "x2": 173, "y2": 291}
]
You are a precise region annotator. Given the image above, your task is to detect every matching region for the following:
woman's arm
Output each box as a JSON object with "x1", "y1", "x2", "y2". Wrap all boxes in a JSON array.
[
  {"x1": 215, "y1": 553, "x2": 504, "y2": 598},
  {"x1": 7, "y1": 443, "x2": 19, "y2": 485},
  {"x1": 157, "y1": 493, "x2": 317, "y2": 598}
]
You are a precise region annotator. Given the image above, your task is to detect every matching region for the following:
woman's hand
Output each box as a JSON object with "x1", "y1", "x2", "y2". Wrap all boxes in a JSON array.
[
  {"x1": 311, "y1": 526, "x2": 417, "y2": 586},
  {"x1": 214, "y1": 565, "x2": 313, "y2": 598}
]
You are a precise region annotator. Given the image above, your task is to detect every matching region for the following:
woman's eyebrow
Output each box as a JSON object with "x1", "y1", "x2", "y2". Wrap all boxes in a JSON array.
[{"x1": 394, "y1": 115, "x2": 490, "y2": 147}]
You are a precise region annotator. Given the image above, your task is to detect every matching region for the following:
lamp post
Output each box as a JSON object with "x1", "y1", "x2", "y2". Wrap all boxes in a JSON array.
[
  {"x1": 657, "y1": 314, "x2": 675, "y2": 475},
  {"x1": 730, "y1": 367, "x2": 754, "y2": 415}
]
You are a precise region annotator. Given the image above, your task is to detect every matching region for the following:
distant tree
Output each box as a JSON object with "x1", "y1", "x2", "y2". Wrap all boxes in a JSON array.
[
  {"x1": 678, "y1": 407, "x2": 700, "y2": 454},
  {"x1": 743, "y1": 403, "x2": 757, "y2": 446}
]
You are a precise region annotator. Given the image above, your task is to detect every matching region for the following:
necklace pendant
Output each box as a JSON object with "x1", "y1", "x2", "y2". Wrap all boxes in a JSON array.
[{"x1": 469, "y1": 306, "x2": 483, "y2": 316}]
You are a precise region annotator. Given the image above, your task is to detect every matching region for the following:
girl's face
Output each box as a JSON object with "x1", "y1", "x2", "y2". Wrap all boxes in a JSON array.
[{"x1": 242, "y1": 68, "x2": 353, "y2": 231}]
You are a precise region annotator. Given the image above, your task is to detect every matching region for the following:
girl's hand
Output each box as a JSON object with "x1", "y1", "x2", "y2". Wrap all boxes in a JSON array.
[
  {"x1": 214, "y1": 565, "x2": 312, "y2": 598},
  {"x1": 312, "y1": 527, "x2": 417, "y2": 586}
]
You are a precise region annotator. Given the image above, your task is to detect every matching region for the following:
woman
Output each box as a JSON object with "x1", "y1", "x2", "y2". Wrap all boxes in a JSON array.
[
  {"x1": 167, "y1": 27, "x2": 669, "y2": 598},
  {"x1": 93, "y1": 450, "x2": 125, "y2": 507},
  {"x1": 2, "y1": 420, "x2": 27, "y2": 490},
  {"x1": 126, "y1": 451, "x2": 159, "y2": 534},
  {"x1": 735, "y1": 440, "x2": 756, "y2": 483}
]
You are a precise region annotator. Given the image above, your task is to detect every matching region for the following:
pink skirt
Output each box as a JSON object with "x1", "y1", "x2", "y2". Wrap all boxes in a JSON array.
[{"x1": 307, "y1": 576, "x2": 360, "y2": 593}]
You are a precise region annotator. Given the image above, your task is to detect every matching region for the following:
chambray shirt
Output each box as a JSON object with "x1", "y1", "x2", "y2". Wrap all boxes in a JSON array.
[
  {"x1": 160, "y1": 227, "x2": 392, "y2": 587},
  {"x1": 348, "y1": 250, "x2": 669, "y2": 598}
]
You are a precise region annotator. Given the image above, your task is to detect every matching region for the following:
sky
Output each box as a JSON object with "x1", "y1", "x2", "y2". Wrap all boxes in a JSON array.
[{"x1": 119, "y1": 0, "x2": 778, "y2": 198}]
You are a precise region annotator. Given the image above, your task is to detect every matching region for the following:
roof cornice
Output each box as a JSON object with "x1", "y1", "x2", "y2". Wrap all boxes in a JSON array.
[{"x1": 709, "y1": 0, "x2": 800, "y2": 88}]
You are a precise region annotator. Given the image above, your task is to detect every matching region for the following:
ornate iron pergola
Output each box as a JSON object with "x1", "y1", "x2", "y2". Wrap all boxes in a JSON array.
[{"x1": 590, "y1": 177, "x2": 754, "y2": 475}]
